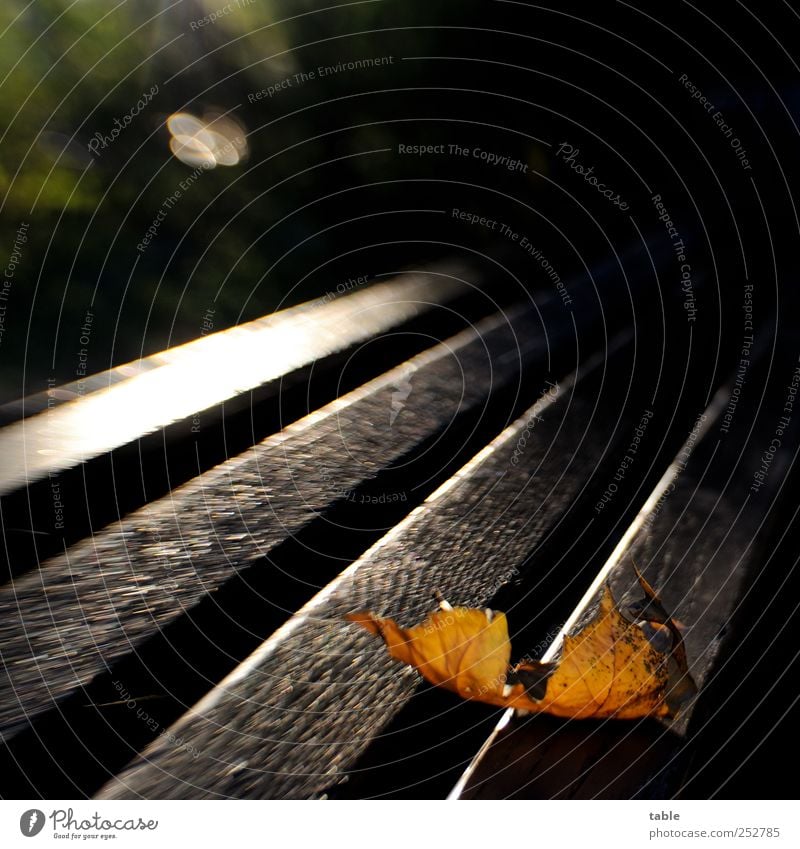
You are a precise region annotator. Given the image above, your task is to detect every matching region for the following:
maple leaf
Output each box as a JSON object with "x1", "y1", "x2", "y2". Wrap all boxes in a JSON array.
[
  {"x1": 347, "y1": 573, "x2": 696, "y2": 720},
  {"x1": 347, "y1": 607, "x2": 512, "y2": 702}
]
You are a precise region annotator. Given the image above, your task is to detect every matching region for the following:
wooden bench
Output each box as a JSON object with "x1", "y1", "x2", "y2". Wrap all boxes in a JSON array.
[{"x1": 0, "y1": 248, "x2": 790, "y2": 798}]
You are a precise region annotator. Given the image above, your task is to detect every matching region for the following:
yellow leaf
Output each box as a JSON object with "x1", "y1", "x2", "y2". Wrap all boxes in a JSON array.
[
  {"x1": 347, "y1": 574, "x2": 695, "y2": 720},
  {"x1": 346, "y1": 608, "x2": 511, "y2": 702},
  {"x1": 507, "y1": 586, "x2": 670, "y2": 718}
]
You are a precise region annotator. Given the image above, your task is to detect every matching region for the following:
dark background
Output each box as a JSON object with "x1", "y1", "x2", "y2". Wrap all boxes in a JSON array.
[{"x1": 2, "y1": 0, "x2": 797, "y2": 400}]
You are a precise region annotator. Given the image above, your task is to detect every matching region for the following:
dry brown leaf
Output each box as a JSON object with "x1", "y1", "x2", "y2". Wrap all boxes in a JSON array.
[
  {"x1": 347, "y1": 607, "x2": 512, "y2": 702},
  {"x1": 347, "y1": 573, "x2": 696, "y2": 720},
  {"x1": 506, "y1": 585, "x2": 671, "y2": 718}
]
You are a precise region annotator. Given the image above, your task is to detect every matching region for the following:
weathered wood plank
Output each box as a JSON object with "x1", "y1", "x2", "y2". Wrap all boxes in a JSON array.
[
  {"x1": 0, "y1": 298, "x2": 559, "y2": 740},
  {"x1": 95, "y1": 339, "x2": 652, "y2": 799},
  {"x1": 452, "y1": 350, "x2": 794, "y2": 798},
  {"x1": 0, "y1": 267, "x2": 468, "y2": 495}
]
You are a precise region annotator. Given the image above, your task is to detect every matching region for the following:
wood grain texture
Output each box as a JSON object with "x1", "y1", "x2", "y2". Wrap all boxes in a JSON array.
[
  {"x1": 0, "y1": 301, "x2": 557, "y2": 739},
  {"x1": 96, "y1": 341, "x2": 645, "y2": 799}
]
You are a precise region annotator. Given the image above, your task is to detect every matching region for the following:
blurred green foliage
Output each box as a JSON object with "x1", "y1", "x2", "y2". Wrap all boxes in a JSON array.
[{"x1": 0, "y1": 0, "x2": 501, "y2": 401}]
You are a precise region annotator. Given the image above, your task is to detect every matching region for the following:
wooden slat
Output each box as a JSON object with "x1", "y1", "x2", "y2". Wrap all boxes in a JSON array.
[
  {"x1": 451, "y1": 349, "x2": 794, "y2": 798},
  {"x1": 0, "y1": 297, "x2": 563, "y2": 740},
  {"x1": 95, "y1": 338, "x2": 651, "y2": 799},
  {"x1": 0, "y1": 266, "x2": 469, "y2": 495}
]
